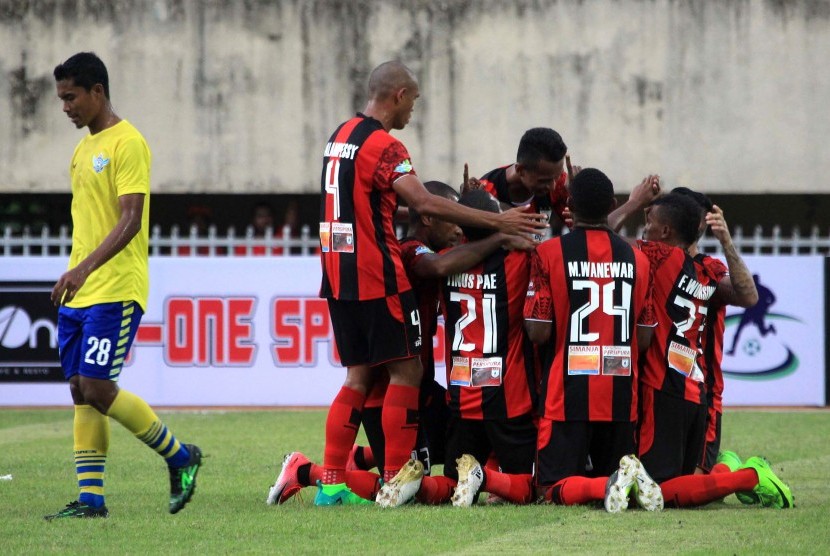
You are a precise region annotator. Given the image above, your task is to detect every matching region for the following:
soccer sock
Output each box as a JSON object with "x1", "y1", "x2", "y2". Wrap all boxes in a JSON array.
[
  {"x1": 74, "y1": 404, "x2": 109, "y2": 508},
  {"x1": 660, "y1": 469, "x2": 758, "y2": 508},
  {"x1": 107, "y1": 389, "x2": 190, "y2": 468},
  {"x1": 381, "y1": 384, "x2": 420, "y2": 482},
  {"x1": 345, "y1": 470, "x2": 382, "y2": 500},
  {"x1": 483, "y1": 469, "x2": 534, "y2": 504},
  {"x1": 322, "y1": 386, "x2": 365, "y2": 484},
  {"x1": 548, "y1": 476, "x2": 606, "y2": 505},
  {"x1": 484, "y1": 453, "x2": 500, "y2": 471},
  {"x1": 415, "y1": 475, "x2": 456, "y2": 505},
  {"x1": 711, "y1": 462, "x2": 731, "y2": 474}
]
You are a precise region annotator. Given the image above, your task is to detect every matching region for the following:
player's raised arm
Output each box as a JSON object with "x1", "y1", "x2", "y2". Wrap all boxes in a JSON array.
[
  {"x1": 706, "y1": 205, "x2": 758, "y2": 307},
  {"x1": 608, "y1": 174, "x2": 661, "y2": 232},
  {"x1": 394, "y1": 174, "x2": 548, "y2": 236}
]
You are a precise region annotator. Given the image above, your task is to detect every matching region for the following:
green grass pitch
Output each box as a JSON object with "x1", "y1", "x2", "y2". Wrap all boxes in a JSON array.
[{"x1": 2, "y1": 408, "x2": 829, "y2": 554}]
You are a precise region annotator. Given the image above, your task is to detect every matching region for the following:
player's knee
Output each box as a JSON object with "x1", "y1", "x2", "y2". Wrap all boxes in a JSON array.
[{"x1": 77, "y1": 377, "x2": 118, "y2": 413}]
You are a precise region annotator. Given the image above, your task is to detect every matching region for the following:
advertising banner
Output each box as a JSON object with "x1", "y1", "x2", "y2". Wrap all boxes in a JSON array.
[
  {"x1": 720, "y1": 256, "x2": 826, "y2": 406},
  {"x1": 0, "y1": 255, "x2": 824, "y2": 407}
]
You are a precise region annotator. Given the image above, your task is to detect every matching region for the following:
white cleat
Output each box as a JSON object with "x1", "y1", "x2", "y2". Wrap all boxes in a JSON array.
[
  {"x1": 376, "y1": 459, "x2": 424, "y2": 508},
  {"x1": 631, "y1": 456, "x2": 663, "y2": 511},
  {"x1": 604, "y1": 454, "x2": 639, "y2": 513},
  {"x1": 451, "y1": 454, "x2": 484, "y2": 508}
]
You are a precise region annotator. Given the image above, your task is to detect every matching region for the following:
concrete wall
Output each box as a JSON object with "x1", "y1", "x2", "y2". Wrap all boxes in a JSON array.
[{"x1": 1, "y1": 0, "x2": 828, "y2": 194}]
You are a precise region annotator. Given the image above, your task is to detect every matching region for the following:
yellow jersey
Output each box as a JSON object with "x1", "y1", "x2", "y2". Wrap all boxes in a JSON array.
[{"x1": 66, "y1": 120, "x2": 151, "y2": 310}]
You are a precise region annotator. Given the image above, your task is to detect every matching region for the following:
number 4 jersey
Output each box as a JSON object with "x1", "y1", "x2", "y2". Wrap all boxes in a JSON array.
[
  {"x1": 525, "y1": 228, "x2": 654, "y2": 423},
  {"x1": 319, "y1": 113, "x2": 416, "y2": 301},
  {"x1": 443, "y1": 249, "x2": 535, "y2": 420}
]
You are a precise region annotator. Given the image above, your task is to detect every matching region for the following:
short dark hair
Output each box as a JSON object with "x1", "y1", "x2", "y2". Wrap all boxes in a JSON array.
[
  {"x1": 53, "y1": 52, "x2": 110, "y2": 99},
  {"x1": 651, "y1": 193, "x2": 702, "y2": 247},
  {"x1": 458, "y1": 190, "x2": 500, "y2": 241},
  {"x1": 672, "y1": 186, "x2": 713, "y2": 212},
  {"x1": 569, "y1": 168, "x2": 615, "y2": 220},
  {"x1": 409, "y1": 181, "x2": 459, "y2": 227},
  {"x1": 516, "y1": 128, "x2": 567, "y2": 170},
  {"x1": 671, "y1": 186, "x2": 713, "y2": 241}
]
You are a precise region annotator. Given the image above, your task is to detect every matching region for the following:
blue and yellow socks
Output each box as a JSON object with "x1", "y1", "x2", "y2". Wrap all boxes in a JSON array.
[{"x1": 107, "y1": 389, "x2": 190, "y2": 468}]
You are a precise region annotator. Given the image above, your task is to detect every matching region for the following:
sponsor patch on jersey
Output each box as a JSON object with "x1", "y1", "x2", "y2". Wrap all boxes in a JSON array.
[
  {"x1": 601, "y1": 345, "x2": 632, "y2": 376},
  {"x1": 567, "y1": 345, "x2": 600, "y2": 375},
  {"x1": 449, "y1": 356, "x2": 471, "y2": 386},
  {"x1": 414, "y1": 245, "x2": 434, "y2": 256},
  {"x1": 667, "y1": 340, "x2": 697, "y2": 378},
  {"x1": 92, "y1": 153, "x2": 110, "y2": 173},
  {"x1": 331, "y1": 222, "x2": 354, "y2": 253},
  {"x1": 471, "y1": 357, "x2": 502, "y2": 387},
  {"x1": 394, "y1": 159, "x2": 413, "y2": 173},
  {"x1": 319, "y1": 222, "x2": 331, "y2": 252}
]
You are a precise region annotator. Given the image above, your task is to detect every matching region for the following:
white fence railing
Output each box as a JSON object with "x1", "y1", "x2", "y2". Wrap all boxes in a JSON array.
[{"x1": 2, "y1": 224, "x2": 830, "y2": 256}]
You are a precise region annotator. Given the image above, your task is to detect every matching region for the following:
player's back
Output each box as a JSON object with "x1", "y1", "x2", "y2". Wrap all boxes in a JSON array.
[
  {"x1": 535, "y1": 228, "x2": 650, "y2": 422},
  {"x1": 442, "y1": 248, "x2": 534, "y2": 420},
  {"x1": 637, "y1": 240, "x2": 721, "y2": 405},
  {"x1": 319, "y1": 114, "x2": 412, "y2": 301}
]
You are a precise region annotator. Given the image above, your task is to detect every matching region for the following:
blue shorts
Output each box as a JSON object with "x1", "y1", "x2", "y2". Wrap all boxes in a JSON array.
[{"x1": 58, "y1": 301, "x2": 144, "y2": 381}]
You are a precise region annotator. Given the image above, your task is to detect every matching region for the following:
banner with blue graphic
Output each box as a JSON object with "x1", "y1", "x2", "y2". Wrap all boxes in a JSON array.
[{"x1": 721, "y1": 256, "x2": 825, "y2": 406}]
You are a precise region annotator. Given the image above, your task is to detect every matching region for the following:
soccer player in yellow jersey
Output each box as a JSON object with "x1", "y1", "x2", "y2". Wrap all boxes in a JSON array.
[{"x1": 45, "y1": 52, "x2": 203, "y2": 520}]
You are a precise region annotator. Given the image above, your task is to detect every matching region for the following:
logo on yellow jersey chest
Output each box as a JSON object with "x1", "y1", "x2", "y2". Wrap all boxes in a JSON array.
[{"x1": 92, "y1": 153, "x2": 110, "y2": 173}]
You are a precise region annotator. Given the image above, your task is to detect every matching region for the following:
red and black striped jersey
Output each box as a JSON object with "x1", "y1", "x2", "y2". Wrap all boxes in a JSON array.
[
  {"x1": 400, "y1": 237, "x2": 441, "y2": 382},
  {"x1": 636, "y1": 240, "x2": 727, "y2": 405},
  {"x1": 525, "y1": 228, "x2": 653, "y2": 422},
  {"x1": 479, "y1": 165, "x2": 569, "y2": 224},
  {"x1": 442, "y1": 249, "x2": 535, "y2": 420},
  {"x1": 319, "y1": 114, "x2": 416, "y2": 300},
  {"x1": 696, "y1": 254, "x2": 728, "y2": 413}
]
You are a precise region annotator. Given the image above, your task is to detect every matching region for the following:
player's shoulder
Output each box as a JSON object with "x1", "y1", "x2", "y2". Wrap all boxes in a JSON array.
[
  {"x1": 636, "y1": 239, "x2": 679, "y2": 264},
  {"x1": 695, "y1": 253, "x2": 727, "y2": 274},
  {"x1": 399, "y1": 236, "x2": 433, "y2": 260}
]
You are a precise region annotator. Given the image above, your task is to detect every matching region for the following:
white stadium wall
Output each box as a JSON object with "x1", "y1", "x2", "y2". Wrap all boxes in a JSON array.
[
  {"x1": 1, "y1": 0, "x2": 829, "y2": 194},
  {"x1": 0, "y1": 256, "x2": 826, "y2": 407}
]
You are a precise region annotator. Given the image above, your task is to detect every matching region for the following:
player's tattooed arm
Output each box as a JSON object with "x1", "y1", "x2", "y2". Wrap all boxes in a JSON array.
[{"x1": 707, "y1": 205, "x2": 758, "y2": 308}]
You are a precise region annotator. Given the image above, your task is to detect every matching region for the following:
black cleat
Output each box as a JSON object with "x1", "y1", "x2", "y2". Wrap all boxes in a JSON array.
[
  {"x1": 45, "y1": 500, "x2": 109, "y2": 521},
  {"x1": 168, "y1": 444, "x2": 203, "y2": 514}
]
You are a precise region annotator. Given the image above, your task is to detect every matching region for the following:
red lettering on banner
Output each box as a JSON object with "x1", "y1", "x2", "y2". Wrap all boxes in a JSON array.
[
  {"x1": 167, "y1": 298, "x2": 194, "y2": 364},
  {"x1": 228, "y1": 298, "x2": 256, "y2": 365},
  {"x1": 271, "y1": 297, "x2": 341, "y2": 367},
  {"x1": 165, "y1": 297, "x2": 256, "y2": 366}
]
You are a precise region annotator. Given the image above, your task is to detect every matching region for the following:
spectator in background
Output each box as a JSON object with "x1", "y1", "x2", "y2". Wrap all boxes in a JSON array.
[
  {"x1": 177, "y1": 204, "x2": 223, "y2": 256},
  {"x1": 233, "y1": 201, "x2": 284, "y2": 256}
]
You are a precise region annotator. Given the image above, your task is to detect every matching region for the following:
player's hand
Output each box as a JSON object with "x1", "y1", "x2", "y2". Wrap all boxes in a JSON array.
[
  {"x1": 705, "y1": 205, "x2": 733, "y2": 245},
  {"x1": 497, "y1": 205, "x2": 549, "y2": 236},
  {"x1": 560, "y1": 206, "x2": 575, "y2": 229},
  {"x1": 629, "y1": 174, "x2": 661, "y2": 208},
  {"x1": 51, "y1": 266, "x2": 89, "y2": 306},
  {"x1": 498, "y1": 231, "x2": 537, "y2": 252},
  {"x1": 461, "y1": 163, "x2": 483, "y2": 194},
  {"x1": 565, "y1": 155, "x2": 582, "y2": 184}
]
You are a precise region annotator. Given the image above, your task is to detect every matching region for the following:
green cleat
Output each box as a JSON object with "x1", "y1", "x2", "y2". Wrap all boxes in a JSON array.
[
  {"x1": 169, "y1": 444, "x2": 203, "y2": 514},
  {"x1": 716, "y1": 450, "x2": 743, "y2": 472},
  {"x1": 740, "y1": 456, "x2": 794, "y2": 509},
  {"x1": 44, "y1": 500, "x2": 109, "y2": 520},
  {"x1": 314, "y1": 481, "x2": 373, "y2": 506},
  {"x1": 717, "y1": 450, "x2": 759, "y2": 504}
]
